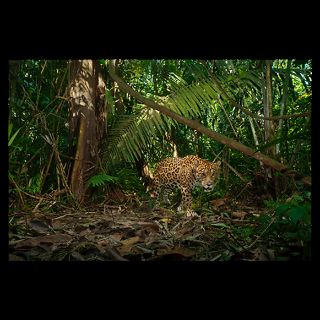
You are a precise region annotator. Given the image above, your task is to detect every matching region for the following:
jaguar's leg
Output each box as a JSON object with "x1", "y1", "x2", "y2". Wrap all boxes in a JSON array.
[
  {"x1": 163, "y1": 188, "x2": 172, "y2": 204},
  {"x1": 150, "y1": 186, "x2": 161, "y2": 209},
  {"x1": 180, "y1": 186, "x2": 198, "y2": 217}
]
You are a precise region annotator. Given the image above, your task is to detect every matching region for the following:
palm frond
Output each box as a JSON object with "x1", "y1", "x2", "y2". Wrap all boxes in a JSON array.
[
  {"x1": 103, "y1": 74, "x2": 225, "y2": 167},
  {"x1": 166, "y1": 77, "x2": 220, "y2": 118},
  {"x1": 103, "y1": 108, "x2": 171, "y2": 166}
]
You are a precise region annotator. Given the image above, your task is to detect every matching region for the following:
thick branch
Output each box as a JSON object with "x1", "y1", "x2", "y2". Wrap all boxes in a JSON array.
[{"x1": 108, "y1": 60, "x2": 287, "y2": 172}]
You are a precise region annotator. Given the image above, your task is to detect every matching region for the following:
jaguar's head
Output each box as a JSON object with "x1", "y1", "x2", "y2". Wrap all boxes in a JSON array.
[{"x1": 195, "y1": 160, "x2": 221, "y2": 192}]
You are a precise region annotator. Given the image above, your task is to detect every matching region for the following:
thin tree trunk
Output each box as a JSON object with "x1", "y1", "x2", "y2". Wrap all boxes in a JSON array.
[
  {"x1": 9, "y1": 60, "x2": 20, "y2": 118},
  {"x1": 201, "y1": 60, "x2": 310, "y2": 121},
  {"x1": 265, "y1": 60, "x2": 279, "y2": 197},
  {"x1": 263, "y1": 60, "x2": 275, "y2": 182},
  {"x1": 276, "y1": 60, "x2": 291, "y2": 155},
  {"x1": 248, "y1": 117, "x2": 264, "y2": 169},
  {"x1": 264, "y1": 60, "x2": 275, "y2": 155}
]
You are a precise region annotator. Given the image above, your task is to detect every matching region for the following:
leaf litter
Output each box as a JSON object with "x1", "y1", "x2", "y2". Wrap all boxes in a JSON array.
[{"x1": 8, "y1": 196, "x2": 307, "y2": 261}]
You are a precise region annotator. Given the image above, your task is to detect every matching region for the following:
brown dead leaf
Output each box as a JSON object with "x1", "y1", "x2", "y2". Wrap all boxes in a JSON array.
[
  {"x1": 211, "y1": 199, "x2": 226, "y2": 207},
  {"x1": 51, "y1": 219, "x2": 67, "y2": 230},
  {"x1": 111, "y1": 232, "x2": 124, "y2": 241},
  {"x1": 117, "y1": 236, "x2": 142, "y2": 256},
  {"x1": 157, "y1": 246, "x2": 195, "y2": 258},
  {"x1": 136, "y1": 222, "x2": 160, "y2": 231},
  {"x1": 135, "y1": 229, "x2": 146, "y2": 239},
  {"x1": 28, "y1": 219, "x2": 51, "y2": 234},
  {"x1": 231, "y1": 211, "x2": 248, "y2": 220},
  {"x1": 14, "y1": 234, "x2": 73, "y2": 249},
  {"x1": 174, "y1": 226, "x2": 195, "y2": 238},
  {"x1": 120, "y1": 236, "x2": 141, "y2": 247}
]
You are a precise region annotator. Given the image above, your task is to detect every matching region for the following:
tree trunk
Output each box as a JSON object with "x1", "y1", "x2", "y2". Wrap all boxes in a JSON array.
[
  {"x1": 264, "y1": 60, "x2": 275, "y2": 157},
  {"x1": 68, "y1": 60, "x2": 106, "y2": 202},
  {"x1": 9, "y1": 60, "x2": 20, "y2": 116},
  {"x1": 276, "y1": 60, "x2": 291, "y2": 156},
  {"x1": 248, "y1": 116, "x2": 263, "y2": 169}
]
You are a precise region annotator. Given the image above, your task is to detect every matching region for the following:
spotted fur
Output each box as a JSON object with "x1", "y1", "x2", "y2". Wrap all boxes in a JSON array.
[{"x1": 151, "y1": 155, "x2": 221, "y2": 217}]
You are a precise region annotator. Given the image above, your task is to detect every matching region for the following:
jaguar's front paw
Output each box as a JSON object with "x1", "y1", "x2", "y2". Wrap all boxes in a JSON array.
[{"x1": 186, "y1": 210, "x2": 199, "y2": 217}]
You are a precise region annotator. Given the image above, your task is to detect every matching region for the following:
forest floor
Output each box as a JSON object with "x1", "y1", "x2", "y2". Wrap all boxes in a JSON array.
[{"x1": 8, "y1": 193, "x2": 310, "y2": 261}]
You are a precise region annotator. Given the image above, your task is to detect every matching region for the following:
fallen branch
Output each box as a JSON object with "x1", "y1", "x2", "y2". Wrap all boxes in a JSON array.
[{"x1": 108, "y1": 59, "x2": 311, "y2": 187}]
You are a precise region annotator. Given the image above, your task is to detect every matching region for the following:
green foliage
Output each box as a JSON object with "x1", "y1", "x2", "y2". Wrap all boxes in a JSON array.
[
  {"x1": 254, "y1": 130, "x2": 311, "y2": 153},
  {"x1": 104, "y1": 109, "x2": 172, "y2": 165},
  {"x1": 232, "y1": 226, "x2": 255, "y2": 241},
  {"x1": 274, "y1": 193, "x2": 311, "y2": 226},
  {"x1": 9, "y1": 60, "x2": 69, "y2": 197},
  {"x1": 87, "y1": 173, "x2": 119, "y2": 188},
  {"x1": 26, "y1": 174, "x2": 42, "y2": 194},
  {"x1": 115, "y1": 167, "x2": 145, "y2": 194},
  {"x1": 261, "y1": 192, "x2": 311, "y2": 259},
  {"x1": 9, "y1": 59, "x2": 311, "y2": 211},
  {"x1": 8, "y1": 123, "x2": 22, "y2": 147}
]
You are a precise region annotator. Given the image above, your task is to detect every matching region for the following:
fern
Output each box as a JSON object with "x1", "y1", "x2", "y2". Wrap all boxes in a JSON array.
[{"x1": 87, "y1": 173, "x2": 119, "y2": 188}]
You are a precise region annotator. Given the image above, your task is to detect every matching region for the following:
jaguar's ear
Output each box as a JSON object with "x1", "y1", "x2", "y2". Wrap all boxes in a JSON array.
[{"x1": 215, "y1": 161, "x2": 221, "y2": 167}]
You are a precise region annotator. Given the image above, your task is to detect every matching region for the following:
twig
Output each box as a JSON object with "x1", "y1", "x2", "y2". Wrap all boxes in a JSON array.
[
  {"x1": 245, "y1": 215, "x2": 275, "y2": 250},
  {"x1": 234, "y1": 180, "x2": 253, "y2": 199},
  {"x1": 20, "y1": 190, "x2": 42, "y2": 200},
  {"x1": 52, "y1": 213, "x2": 77, "y2": 220},
  {"x1": 32, "y1": 197, "x2": 44, "y2": 212},
  {"x1": 9, "y1": 177, "x2": 24, "y2": 206}
]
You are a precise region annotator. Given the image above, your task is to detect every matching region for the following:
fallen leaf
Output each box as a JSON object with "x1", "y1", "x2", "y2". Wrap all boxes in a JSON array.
[
  {"x1": 120, "y1": 236, "x2": 141, "y2": 247},
  {"x1": 71, "y1": 251, "x2": 85, "y2": 261},
  {"x1": 117, "y1": 236, "x2": 142, "y2": 256},
  {"x1": 15, "y1": 234, "x2": 73, "y2": 249},
  {"x1": 157, "y1": 246, "x2": 195, "y2": 257},
  {"x1": 159, "y1": 218, "x2": 172, "y2": 223},
  {"x1": 231, "y1": 211, "x2": 248, "y2": 219},
  {"x1": 28, "y1": 219, "x2": 50, "y2": 234},
  {"x1": 211, "y1": 199, "x2": 226, "y2": 207},
  {"x1": 111, "y1": 232, "x2": 124, "y2": 241},
  {"x1": 211, "y1": 222, "x2": 229, "y2": 228}
]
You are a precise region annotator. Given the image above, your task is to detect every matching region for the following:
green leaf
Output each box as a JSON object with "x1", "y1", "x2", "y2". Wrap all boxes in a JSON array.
[
  {"x1": 290, "y1": 206, "x2": 307, "y2": 224},
  {"x1": 211, "y1": 222, "x2": 229, "y2": 228},
  {"x1": 8, "y1": 123, "x2": 13, "y2": 138},
  {"x1": 87, "y1": 174, "x2": 119, "y2": 187},
  {"x1": 276, "y1": 204, "x2": 291, "y2": 217},
  {"x1": 291, "y1": 195, "x2": 304, "y2": 203},
  {"x1": 8, "y1": 127, "x2": 21, "y2": 147}
]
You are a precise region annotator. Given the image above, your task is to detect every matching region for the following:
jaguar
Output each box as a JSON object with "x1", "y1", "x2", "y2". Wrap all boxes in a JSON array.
[{"x1": 150, "y1": 155, "x2": 221, "y2": 217}]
